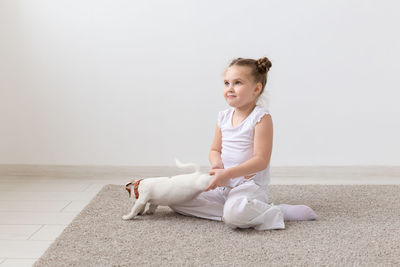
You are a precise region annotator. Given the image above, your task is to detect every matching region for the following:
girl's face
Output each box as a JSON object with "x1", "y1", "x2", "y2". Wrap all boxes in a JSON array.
[{"x1": 223, "y1": 65, "x2": 262, "y2": 109}]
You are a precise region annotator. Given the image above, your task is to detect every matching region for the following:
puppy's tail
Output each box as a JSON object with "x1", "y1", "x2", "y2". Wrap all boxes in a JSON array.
[{"x1": 174, "y1": 158, "x2": 200, "y2": 173}]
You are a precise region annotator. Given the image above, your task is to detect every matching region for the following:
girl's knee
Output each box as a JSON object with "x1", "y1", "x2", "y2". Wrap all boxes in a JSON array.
[{"x1": 222, "y1": 197, "x2": 251, "y2": 227}]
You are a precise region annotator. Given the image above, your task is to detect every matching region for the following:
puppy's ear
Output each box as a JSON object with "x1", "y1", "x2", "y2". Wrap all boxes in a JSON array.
[{"x1": 125, "y1": 181, "x2": 135, "y2": 198}]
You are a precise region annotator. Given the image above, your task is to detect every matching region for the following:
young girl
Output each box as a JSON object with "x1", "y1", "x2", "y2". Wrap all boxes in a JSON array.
[{"x1": 169, "y1": 57, "x2": 317, "y2": 230}]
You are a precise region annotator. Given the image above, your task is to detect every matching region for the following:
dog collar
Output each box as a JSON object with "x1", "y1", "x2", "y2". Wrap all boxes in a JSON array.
[{"x1": 134, "y1": 179, "x2": 143, "y2": 199}]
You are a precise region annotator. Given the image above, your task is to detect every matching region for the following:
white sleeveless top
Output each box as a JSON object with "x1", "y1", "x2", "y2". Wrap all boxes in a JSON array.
[{"x1": 217, "y1": 105, "x2": 271, "y2": 188}]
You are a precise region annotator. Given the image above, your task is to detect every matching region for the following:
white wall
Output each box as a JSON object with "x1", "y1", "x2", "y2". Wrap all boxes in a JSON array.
[{"x1": 1, "y1": 0, "x2": 399, "y2": 166}]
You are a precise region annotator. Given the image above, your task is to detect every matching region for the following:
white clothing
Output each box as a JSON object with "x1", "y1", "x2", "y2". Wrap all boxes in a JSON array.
[
  {"x1": 169, "y1": 179, "x2": 284, "y2": 230},
  {"x1": 218, "y1": 105, "x2": 271, "y2": 187},
  {"x1": 169, "y1": 105, "x2": 285, "y2": 230}
]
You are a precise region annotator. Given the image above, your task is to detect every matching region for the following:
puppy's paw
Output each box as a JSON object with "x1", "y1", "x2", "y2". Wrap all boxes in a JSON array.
[{"x1": 122, "y1": 215, "x2": 132, "y2": 220}]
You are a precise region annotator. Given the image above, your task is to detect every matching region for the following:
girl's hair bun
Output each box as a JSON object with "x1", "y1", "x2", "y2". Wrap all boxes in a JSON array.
[{"x1": 256, "y1": 57, "x2": 272, "y2": 74}]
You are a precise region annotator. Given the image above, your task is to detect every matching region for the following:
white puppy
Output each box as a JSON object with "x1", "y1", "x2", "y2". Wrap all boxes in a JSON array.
[{"x1": 122, "y1": 158, "x2": 214, "y2": 220}]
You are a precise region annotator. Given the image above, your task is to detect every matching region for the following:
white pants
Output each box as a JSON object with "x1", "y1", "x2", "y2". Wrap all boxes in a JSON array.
[{"x1": 169, "y1": 179, "x2": 285, "y2": 230}]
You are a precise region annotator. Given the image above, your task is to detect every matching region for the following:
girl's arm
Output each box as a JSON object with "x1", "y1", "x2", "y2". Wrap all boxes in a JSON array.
[
  {"x1": 209, "y1": 123, "x2": 224, "y2": 168},
  {"x1": 226, "y1": 114, "x2": 273, "y2": 179}
]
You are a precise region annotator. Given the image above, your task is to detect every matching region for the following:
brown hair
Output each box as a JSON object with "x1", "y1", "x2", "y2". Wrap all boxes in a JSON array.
[{"x1": 227, "y1": 57, "x2": 272, "y2": 95}]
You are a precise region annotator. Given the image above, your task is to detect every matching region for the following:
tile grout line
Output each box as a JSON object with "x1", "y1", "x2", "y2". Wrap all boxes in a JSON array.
[
  {"x1": 0, "y1": 239, "x2": 54, "y2": 243},
  {"x1": 0, "y1": 258, "x2": 38, "y2": 265},
  {"x1": 1, "y1": 257, "x2": 38, "y2": 261},
  {"x1": 60, "y1": 201, "x2": 73, "y2": 212},
  {"x1": 0, "y1": 258, "x2": 38, "y2": 259},
  {"x1": 27, "y1": 225, "x2": 45, "y2": 240},
  {"x1": 82, "y1": 184, "x2": 93, "y2": 192}
]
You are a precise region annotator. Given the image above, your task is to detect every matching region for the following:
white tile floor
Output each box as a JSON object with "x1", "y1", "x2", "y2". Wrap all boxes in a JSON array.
[{"x1": 0, "y1": 166, "x2": 399, "y2": 267}]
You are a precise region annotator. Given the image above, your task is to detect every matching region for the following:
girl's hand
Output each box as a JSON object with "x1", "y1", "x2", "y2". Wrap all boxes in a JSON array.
[
  {"x1": 209, "y1": 162, "x2": 224, "y2": 174},
  {"x1": 205, "y1": 168, "x2": 231, "y2": 191}
]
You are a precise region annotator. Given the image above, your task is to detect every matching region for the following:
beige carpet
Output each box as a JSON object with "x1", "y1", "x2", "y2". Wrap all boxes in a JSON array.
[{"x1": 34, "y1": 184, "x2": 400, "y2": 266}]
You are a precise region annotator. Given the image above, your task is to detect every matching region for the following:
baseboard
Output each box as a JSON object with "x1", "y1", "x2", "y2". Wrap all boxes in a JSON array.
[{"x1": 0, "y1": 164, "x2": 399, "y2": 178}]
